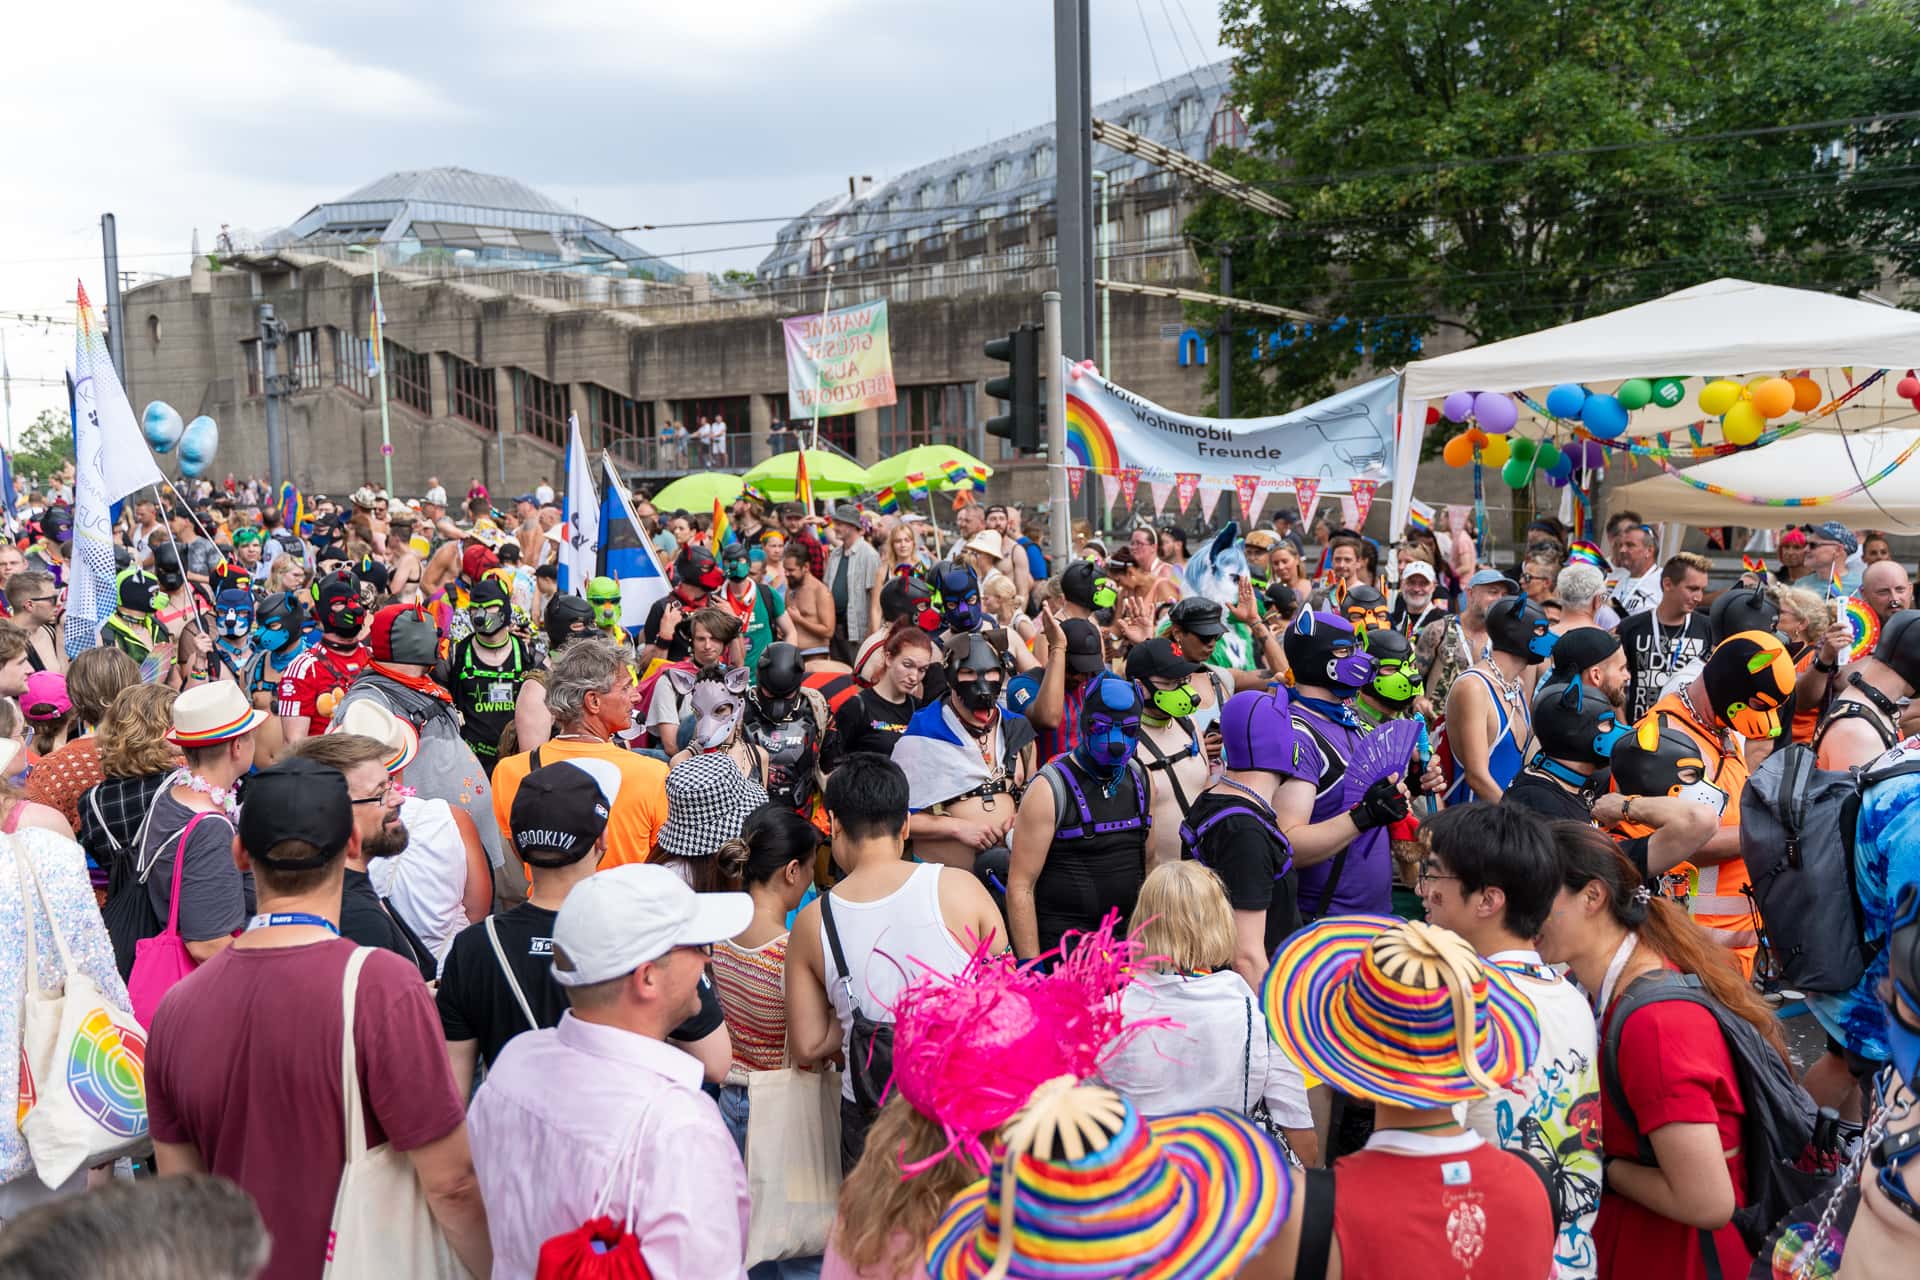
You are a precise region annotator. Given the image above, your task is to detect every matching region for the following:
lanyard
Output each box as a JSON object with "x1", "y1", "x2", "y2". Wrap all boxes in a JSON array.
[
  {"x1": 246, "y1": 912, "x2": 339, "y2": 935},
  {"x1": 1595, "y1": 931, "x2": 1639, "y2": 1016}
]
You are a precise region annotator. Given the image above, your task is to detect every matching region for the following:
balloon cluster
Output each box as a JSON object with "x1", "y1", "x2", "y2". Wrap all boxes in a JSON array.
[
  {"x1": 1696, "y1": 374, "x2": 1821, "y2": 446},
  {"x1": 1541, "y1": 378, "x2": 1685, "y2": 442},
  {"x1": 1896, "y1": 371, "x2": 1920, "y2": 414},
  {"x1": 141, "y1": 401, "x2": 220, "y2": 478}
]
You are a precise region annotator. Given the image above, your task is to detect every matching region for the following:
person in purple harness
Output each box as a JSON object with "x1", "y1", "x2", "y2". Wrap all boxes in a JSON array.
[
  {"x1": 1179, "y1": 686, "x2": 1321, "y2": 989},
  {"x1": 1274, "y1": 610, "x2": 1431, "y2": 923},
  {"x1": 1007, "y1": 673, "x2": 1151, "y2": 962}
]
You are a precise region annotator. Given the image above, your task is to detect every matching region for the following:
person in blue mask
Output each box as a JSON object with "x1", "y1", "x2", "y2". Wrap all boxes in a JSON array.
[
  {"x1": 209, "y1": 587, "x2": 257, "y2": 686},
  {"x1": 1443, "y1": 595, "x2": 1556, "y2": 805},
  {"x1": 1006, "y1": 672, "x2": 1152, "y2": 962},
  {"x1": 242, "y1": 589, "x2": 307, "y2": 763}
]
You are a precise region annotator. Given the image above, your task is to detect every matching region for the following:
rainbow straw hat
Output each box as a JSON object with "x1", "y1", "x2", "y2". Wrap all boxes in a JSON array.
[
  {"x1": 167, "y1": 682, "x2": 269, "y2": 748},
  {"x1": 1263, "y1": 915, "x2": 1539, "y2": 1108},
  {"x1": 925, "y1": 1078, "x2": 1288, "y2": 1280}
]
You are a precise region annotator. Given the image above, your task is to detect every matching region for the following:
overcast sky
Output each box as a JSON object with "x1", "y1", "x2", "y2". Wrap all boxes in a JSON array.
[{"x1": 0, "y1": 0, "x2": 1230, "y2": 440}]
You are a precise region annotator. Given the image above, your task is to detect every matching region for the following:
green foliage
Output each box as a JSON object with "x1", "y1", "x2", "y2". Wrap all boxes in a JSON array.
[
  {"x1": 1190, "y1": 0, "x2": 1920, "y2": 416},
  {"x1": 15, "y1": 409, "x2": 74, "y2": 482}
]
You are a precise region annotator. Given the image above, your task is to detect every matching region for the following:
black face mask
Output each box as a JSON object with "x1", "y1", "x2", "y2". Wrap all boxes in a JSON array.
[{"x1": 953, "y1": 675, "x2": 1003, "y2": 713}]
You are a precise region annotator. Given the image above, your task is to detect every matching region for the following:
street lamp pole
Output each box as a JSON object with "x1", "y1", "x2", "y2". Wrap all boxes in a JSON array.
[{"x1": 351, "y1": 245, "x2": 395, "y2": 496}]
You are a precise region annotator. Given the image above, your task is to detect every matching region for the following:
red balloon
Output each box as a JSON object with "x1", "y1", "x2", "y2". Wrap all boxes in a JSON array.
[
  {"x1": 1898, "y1": 375, "x2": 1920, "y2": 399},
  {"x1": 1425, "y1": 405, "x2": 1442, "y2": 426}
]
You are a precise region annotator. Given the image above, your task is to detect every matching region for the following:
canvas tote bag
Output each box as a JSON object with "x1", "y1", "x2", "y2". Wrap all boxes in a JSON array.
[
  {"x1": 743, "y1": 1067, "x2": 842, "y2": 1266},
  {"x1": 13, "y1": 839, "x2": 152, "y2": 1185},
  {"x1": 322, "y1": 947, "x2": 468, "y2": 1280}
]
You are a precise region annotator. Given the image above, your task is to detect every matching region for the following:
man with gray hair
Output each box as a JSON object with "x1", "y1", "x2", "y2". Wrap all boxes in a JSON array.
[
  {"x1": 1553, "y1": 562, "x2": 1616, "y2": 633},
  {"x1": 0, "y1": 1174, "x2": 271, "y2": 1280},
  {"x1": 489, "y1": 636, "x2": 669, "y2": 868}
]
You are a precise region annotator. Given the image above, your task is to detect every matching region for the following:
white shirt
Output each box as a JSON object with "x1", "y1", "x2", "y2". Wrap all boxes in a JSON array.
[
  {"x1": 469, "y1": 1013, "x2": 749, "y2": 1280},
  {"x1": 1458, "y1": 949, "x2": 1603, "y2": 1280},
  {"x1": 1099, "y1": 970, "x2": 1312, "y2": 1128},
  {"x1": 366, "y1": 796, "x2": 472, "y2": 976},
  {"x1": 1611, "y1": 564, "x2": 1662, "y2": 618}
]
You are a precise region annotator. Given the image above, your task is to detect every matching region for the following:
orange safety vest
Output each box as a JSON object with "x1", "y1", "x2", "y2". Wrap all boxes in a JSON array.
[{"x1": 1645, "y1": 691, "x2": 1759, "y2": 973}]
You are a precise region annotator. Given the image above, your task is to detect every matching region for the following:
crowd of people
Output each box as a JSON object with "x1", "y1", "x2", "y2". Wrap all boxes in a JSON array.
[{"x1": 0, "y1": 469, "x2": 1914, "y2": 1280}]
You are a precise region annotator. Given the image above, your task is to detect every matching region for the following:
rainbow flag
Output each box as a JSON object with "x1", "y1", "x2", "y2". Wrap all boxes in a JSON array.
[
  {"x1": 793, "y1": 451, "x2": 814, "y2": 513},
  {"x1": 1741, "y1": 554, "x2": 1768, "y2": 577},
  {"x1": 1567, "y1": 539, "x2": 1607, "y2": 569},
  {"x1": 1406, "y1": 497, "x2": 1435, "y2": 533},
  {"x1": 970, "y1": 464, "x2": 989, "y2": 494},
  {"x1": 367, "y1": 296, "x2": 384, "y2": 375},
  {"x1": 278, "y1": 480, "x2": 305, "y2": 530},
  {"x1": 906, "y1": 471, "x2": 928, "y2": 501},
  {"x1": 875, "y1": 485, "x2": 899, "y2": 514},
  {"x1": 711, "y1": 497, "x2": 732, "y2": 548},
  {"x1": 1829, "y1": 561, "x2": 1846, "y2": 595},
  {"x1": 942, "y1": 460, "x2": 969, "y2": 488}
]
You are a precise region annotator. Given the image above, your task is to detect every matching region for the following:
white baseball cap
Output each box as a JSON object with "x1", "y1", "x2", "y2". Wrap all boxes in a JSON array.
[
  {"x1": 1399, "y1": 560, "x2": 1437, "y2": 583},
  {"x1": 551, "y1": 864, "x2": 752, "y2": 987}
]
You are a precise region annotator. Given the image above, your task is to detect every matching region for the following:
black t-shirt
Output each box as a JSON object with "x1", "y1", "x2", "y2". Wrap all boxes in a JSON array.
[
  {"x1": 641, "y1": 596, "x2": 705, "y2": 662},
  {"x1": 826, "y1": 688, "x2": 916, "y2": 769},
  {"x1": 436, "y1": 902, "x2": 725, "y2": 1067},
  {"x1": 1180, "y1": 789, "x2": 1299, "y2": 955},
  {"x1": 1501, "y1": 771, "x2": 1594, "y2": 822},
  {"x1": 1616, "y1": 610, "x2": 1712, "y2": 723},
  {"x1": 341, "y1": 868, "x2": 435, "y2": 981}
]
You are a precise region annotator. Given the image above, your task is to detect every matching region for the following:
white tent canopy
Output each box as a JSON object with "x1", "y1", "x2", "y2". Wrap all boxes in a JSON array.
[
  {"x1": 1614, "y1": 427, "x2": 1920, "y2": 528},
  {"x1": 1391, "y1": 279, "x2": 1920, "y2": 535}
]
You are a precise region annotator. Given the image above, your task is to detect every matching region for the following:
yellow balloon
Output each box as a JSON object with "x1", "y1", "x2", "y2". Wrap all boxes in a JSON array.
[
  {"x1": 1698, "y1": 379, "x2": 1743, "y2": 416},
  {"x1": 1723, "y1": 400, "x2": 1766, "y2": 445},
  {"x1": 1479, "y1": 434, "x2": 1511, "y2": 468}
]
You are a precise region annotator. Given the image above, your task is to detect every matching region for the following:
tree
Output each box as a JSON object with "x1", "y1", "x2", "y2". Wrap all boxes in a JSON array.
[
  {"x1": 1188, "y1": 0, "x2": 1920, "y2": 417},
  {"x1": 15, "y1": 409, "x2": 74, "y2": 482}
]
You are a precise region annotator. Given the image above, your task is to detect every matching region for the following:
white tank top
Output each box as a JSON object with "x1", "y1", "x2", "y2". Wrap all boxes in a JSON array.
[{"x1": 820, "y1": 862, "x2": 973, "y2": 1102}]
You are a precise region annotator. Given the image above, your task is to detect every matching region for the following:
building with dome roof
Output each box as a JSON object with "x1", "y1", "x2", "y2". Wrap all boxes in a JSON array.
[{"x1": 267, "y1": 166, "x2": 680, "y2": 279}]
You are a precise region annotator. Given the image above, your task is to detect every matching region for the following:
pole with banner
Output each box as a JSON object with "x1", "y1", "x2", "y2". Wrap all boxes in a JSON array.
[
  {"x1": 1044, "y1": 291, "x2": 1069, "y2": 565},
  {"x1": 806, "y1": 269, "x2": 835, "y2": 484}
]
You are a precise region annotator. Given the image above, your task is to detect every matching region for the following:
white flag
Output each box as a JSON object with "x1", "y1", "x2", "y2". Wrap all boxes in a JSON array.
[
  {"x1": 1146, "y1": 478, "x2": 1175, "y2": 515},
  {"x1": 68, "y1": 283, "x2": 164, "y2": 658},
  {"x1": 1098, "y1": 471, "x2": 1122, "y2": 512},
  {"x1": 558, "y1": 413, "x2": 600, "y2": 594},
  {"x1": 1196, "y1": 484, "x2": 1226, "y2": 526}
]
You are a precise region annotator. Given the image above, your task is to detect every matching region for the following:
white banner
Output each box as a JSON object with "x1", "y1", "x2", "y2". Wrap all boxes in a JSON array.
[
  {"x1": 558, "y1": 413, "x2": 599, "y2": 594},
  {"x1": 1063, "y1": 366, "x2": 1398, "y2": 491}
]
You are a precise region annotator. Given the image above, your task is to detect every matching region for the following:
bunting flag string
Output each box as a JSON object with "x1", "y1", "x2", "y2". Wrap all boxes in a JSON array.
[
  {"x1": 1098, "y1": 470, "x2": 1122, "y2": 512},
  {"x1": 1117, "y1": 468, "x2": 1141, "y2": 513},
  {"x1": 1065, "y1": 465, "x2": 1085, "y2": 499},
  {"x1": 1146, "y1": 478, "x2": 1175, "y2": 514},
  {"x1": 1196, "y1": 483, "x2": 1225, "y2": 525},
  {"x1": 1232, "y1": 474, "x2": 1263, "y2": 522},
  {"x1": 1348, "y1": 477, "x2": 1380, "y2": 530},
  {"x1": 1292, "y1": 477, "x2": 1321, "y2": 531},
  {"x1": 1175, "y1": 473, "x2": 1199, "y2": 513}
]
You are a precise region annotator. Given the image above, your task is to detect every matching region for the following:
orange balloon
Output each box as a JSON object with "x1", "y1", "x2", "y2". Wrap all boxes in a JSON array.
[
  {"x1": 1789, "y1": 376, "x2": 1822, "y2": 413},
  {"x1": 1466, "y1": 428, "x2": 1489, "y2": 447},
  {"x1": 1443, "y1": 434, "x2": 1474, "y2": 468},
  {"x1": 1750, "y1": 377, "x2": 1795, "y2": 419}
]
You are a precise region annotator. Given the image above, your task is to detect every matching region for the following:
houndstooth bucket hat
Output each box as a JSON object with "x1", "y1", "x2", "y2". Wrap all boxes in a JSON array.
[{"x1": 656, "y1": 753, "x2": 771, "y2": 860}]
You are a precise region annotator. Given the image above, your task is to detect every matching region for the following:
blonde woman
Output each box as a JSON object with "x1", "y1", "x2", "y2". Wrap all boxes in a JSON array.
[
  {"x1": 1772, "y1": 583, "x2": 1850, "y2": 745},
  {"x1": 1098, "y1": 861, "x2": 1316, "y2": 1162},
  {"x1": 76, "y1": 685, "x2": 180, "y2": 904},
  {"x1": 266, "y1": 555, "x2": 308, "y2": 596},
  {"x1": 824, "y1": 1097, "x2": 993, "y2": 1280},
  {"x1": 885, "y1": 523, "x2": 927, "y2": 578},
  {"x1": 980, "y1": 574, "x2": 1035, "y2": 651},
  {"x1": 1270, "y1": 541, "x2": 1314, "y2": 599}
]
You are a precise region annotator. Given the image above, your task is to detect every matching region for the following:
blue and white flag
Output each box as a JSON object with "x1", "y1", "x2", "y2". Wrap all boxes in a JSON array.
[
  {"x1": 69, "y1": 282, "x2": 163, "y2": 658},
  {"x1": 597, "y1": 455, "x2": 667, "y2": 630},
  {"x1": 557, "y1": 412, "x2": 599, "y2": 594}
]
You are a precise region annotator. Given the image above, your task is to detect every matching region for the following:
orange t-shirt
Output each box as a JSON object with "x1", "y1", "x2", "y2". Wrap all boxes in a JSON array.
[{"x1": 489, "y1": 738, "x2": 668, "y2": 866}]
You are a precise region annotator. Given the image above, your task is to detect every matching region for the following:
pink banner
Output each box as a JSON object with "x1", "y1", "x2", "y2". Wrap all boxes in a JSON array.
[
  {"x1": 1176, "y1": 473, "x2": 1199, "y2": 513},
  {"x1": 1065, "y1": 465, "x2": 1085, "y2": 499},
  {"x1": 1233, "y1": 475, "x2": 1263, "y2": 522},
  {"x1": 1349, "y1": 477, "x2": 1380, "y2": 530},
  {"x1": 1117, "y1": 468, "x2": 1141, "y2": 512},
  {"x1": 1292, "y1": 477, "x2": 1321, "y2": 531}
]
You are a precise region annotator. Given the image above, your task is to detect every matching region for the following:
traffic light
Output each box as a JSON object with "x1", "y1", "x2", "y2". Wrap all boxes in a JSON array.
[{"x1": 984, "y1": 323, "x2": 1044, "y2": 454}]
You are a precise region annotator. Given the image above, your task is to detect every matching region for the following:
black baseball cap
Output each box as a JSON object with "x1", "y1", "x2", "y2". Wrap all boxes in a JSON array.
[
  {"x1": 1125, "y1": 636, "x2": 1203, "y2": 684},
  {"x1": 1549, "y1": 626, "x2": 1622, "y2": 677},
  {"x1": 1061, "y1": 617, "x2": 1107, "y2": 674},
  {"x1": 1061, "y1": 561, "x2": 1105, "y2": 610},
  {"x1": 238, "y1": 758, "x2": 353, "y2": 870},
  {"x1": 1167, "y1": 597, "x2": 1226, "y2": 639},
  {"x1": 510, "y1": 761, "x2": 616, "y2": 867}
]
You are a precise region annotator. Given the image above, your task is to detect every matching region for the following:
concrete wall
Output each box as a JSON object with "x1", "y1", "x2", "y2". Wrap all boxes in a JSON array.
[{"x1": 121, "y1": 254, "x2": 1234, "y2": 505}]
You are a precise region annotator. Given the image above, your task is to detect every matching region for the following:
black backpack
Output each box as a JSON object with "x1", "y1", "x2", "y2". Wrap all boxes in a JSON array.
[
  {"x1": 1600, "y1": 971, "x2": 1824, "y2": 1259},
  {"x1": 1741, "y1": 742, "x2": 1920, "y2": 993}
]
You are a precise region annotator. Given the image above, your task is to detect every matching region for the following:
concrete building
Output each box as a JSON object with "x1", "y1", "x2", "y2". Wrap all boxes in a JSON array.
[{"x1": 122, "y1": 71, "x2": 1254, "y2": 509}]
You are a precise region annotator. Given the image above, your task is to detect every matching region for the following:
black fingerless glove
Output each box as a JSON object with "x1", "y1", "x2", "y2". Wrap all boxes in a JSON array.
[{"x1": 1350, "y1": 776, "x2": 1410, "y2": 831}]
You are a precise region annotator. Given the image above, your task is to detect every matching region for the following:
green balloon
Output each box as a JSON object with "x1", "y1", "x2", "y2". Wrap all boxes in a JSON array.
[
  {"x1": 1650, "y1": 377, "x2": 1687, "y2": 409},
  {"x1": 1616, "y1": 378, "x2": 1653, "y2": 411},
  {"x1": 1501, "y1": 457, "x2": 1534, "y2": 489},
  {"x1": 1508, "y1": 436, "x2": 1538, "y2": 463},
  {"x1": 1536, "y1": 440, "x2": 1563, "y2": 470}
]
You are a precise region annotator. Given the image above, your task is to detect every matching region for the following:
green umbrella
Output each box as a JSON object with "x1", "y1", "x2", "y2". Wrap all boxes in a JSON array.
[
  {"x1": 742, "y1": 449, "x2": 872, "y2": 500},
  {"x1": 650, "y1": 472, "x2": 743, "y2": 511},
  {"x1": 865, "y1": 444, "x2": 993, "y2": 495}
]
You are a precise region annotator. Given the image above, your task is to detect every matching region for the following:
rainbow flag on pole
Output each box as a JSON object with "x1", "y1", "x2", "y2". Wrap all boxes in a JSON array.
[
  {"x1": 875, "y1": 485, "x2": 899, "y2": 514},
  {"x1": 969, "y1": 464, "x2": 989, "y2": 493},
  {"x1": 793, "y1": 450, "x2": 815, "y2": 513},
  {"x1": 942, "y1": 459, "x2": 969, "y2": 489},
  {"x1": 907, "y1": 471, "x2": 928, "y2": 502},
  {"x1": 711, "y1": 497, "x2": 732, "y2": 549}
]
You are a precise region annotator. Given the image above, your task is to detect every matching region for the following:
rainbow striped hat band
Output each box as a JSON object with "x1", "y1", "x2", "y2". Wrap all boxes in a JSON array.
[
  {"x1": 1263, "y1": 915, "x2": 1540, "y2": 1108},
  {"x1": 166, "y1": 683, "x2": 269, "y2": 748},
  {"x1": 925, "y1": 1080, "x2": 1289, "y2": 1280}
]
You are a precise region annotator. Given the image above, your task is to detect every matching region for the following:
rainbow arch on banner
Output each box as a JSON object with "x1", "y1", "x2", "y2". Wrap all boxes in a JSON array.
[{"x1": 1064, "y1": 393, "x2": 1122, "y2": 473}]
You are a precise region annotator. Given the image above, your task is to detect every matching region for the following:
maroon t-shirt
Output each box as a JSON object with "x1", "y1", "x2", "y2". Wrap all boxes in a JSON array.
[{"x1": 147, "y1": 939, "x2": 466, "y2": 1280}]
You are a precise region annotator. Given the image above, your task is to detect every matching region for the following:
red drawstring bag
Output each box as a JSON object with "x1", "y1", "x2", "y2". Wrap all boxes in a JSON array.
[{"x1": 534, "y1": 1216, "x2": 652, "y2": 1280}]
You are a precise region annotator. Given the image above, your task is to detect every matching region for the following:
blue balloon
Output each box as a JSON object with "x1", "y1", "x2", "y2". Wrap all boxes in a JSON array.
[
  {"x1": 1580, "y1": 393, "x2": 1629, "y2": 440},
  {"x1": 178, "y1": 415, "x2": 219, "y2": 478},
  {"x1": 1544, "y1": 383, "x2": 1588, "y2": 420},
  {"x1": 142, "y1": 401, "x2": 184, "y2": 454},
  {"x1": 1547, "y1": 450, "x2": 1573, "y2": 480}
]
